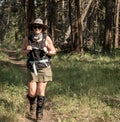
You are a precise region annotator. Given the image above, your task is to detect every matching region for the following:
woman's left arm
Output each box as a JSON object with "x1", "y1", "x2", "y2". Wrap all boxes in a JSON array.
[{"x1": 44, "y1": 36, "x2": 56, "y2": 56}]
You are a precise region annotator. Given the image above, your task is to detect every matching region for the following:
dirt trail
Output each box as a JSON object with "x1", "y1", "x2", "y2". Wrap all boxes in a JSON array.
[{"x1": 4, "y1": 49, "x2": 56, "y2": 122}]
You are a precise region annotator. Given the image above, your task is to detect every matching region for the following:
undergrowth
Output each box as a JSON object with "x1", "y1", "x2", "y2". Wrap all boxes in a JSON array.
[
  {"x1": 47, "y1": 52, "x2": 120, "y2": 122},
  {"x1": 0, "y1": 56, "x2": 27, "y2": 122},
  {"x1": 0, "y1": 51, "x2": 120, "y2": 122}
]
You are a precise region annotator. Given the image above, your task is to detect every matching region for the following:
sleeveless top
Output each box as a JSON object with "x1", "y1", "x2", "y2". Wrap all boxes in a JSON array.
[{"x1": 26, "y1": 33, "x2": 51, "y2": 71}]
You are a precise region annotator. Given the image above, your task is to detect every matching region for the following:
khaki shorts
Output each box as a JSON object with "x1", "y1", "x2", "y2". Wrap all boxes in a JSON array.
[{"x1": 28, "y1": 66, "x2": 52, "y2": 82}]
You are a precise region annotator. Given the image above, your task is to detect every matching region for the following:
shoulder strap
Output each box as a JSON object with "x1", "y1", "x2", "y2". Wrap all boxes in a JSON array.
[
  {"x1": 43, "y1": 32, "x2": 47, "y2": 40},
  {"x1": 40, "y1": 32, "x2": 47, "y2": 48}
]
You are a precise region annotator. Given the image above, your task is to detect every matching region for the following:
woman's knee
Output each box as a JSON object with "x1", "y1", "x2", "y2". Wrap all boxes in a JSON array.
[
  {"x1": 36, "y1": 82, "x2": 47, "y2": 95},
  {"x1": 28, "y1": 81, "x2": 37, "y2": 97}
]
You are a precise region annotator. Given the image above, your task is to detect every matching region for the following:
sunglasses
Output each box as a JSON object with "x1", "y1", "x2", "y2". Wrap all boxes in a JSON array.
[{"x1": 33, "y1": 26, "x2": 42, "y2": 29}]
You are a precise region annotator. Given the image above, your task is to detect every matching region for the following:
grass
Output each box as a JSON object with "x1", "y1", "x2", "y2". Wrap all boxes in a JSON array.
[
  {"x1": 0, "y1": 51, "x2": 27, "y2": 122},
  {"x1": 47, "y1": 53, "x2": 120, "y2": 122},
  {"x1": 0, "y1": 62, "x2": 27, "y2": 121},
  {"x1": 0, "y1": 51, "x2": 120, "y2": 122}
]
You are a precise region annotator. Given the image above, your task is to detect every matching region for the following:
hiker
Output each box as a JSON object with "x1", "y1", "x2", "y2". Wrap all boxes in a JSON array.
[{"x1": 22, "y1": 18, "x2": 56, "y2": 121}]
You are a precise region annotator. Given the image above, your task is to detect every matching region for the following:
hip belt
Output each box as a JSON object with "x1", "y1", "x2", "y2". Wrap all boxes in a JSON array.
[{"x1": 29, "y1": 59, "x2": 49, "y2": 76}]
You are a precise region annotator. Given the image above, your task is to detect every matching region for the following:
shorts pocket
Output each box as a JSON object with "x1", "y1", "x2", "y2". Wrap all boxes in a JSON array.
[{"x1": 45, "y1": 66, "x2": 52, "y2": 77}]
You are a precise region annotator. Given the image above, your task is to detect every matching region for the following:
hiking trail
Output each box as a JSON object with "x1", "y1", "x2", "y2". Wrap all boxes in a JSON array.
[{"x1": 2, "y1": 49, "x2": 56, "y2": 122}]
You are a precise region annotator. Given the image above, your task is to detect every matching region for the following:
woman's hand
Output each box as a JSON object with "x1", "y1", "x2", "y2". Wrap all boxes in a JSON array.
[
  {"x1": 43, "y1": 47, "x2": 48, "y2": 54},
  {"x1": 27, "y1": 45, "x2": 33, "y2": 50}
]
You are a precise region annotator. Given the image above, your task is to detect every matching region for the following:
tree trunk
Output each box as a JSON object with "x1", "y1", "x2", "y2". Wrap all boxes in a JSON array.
[
  {"x1": 68, "y1": 0, "x2": 74, "y2": 50},
  {"x1": 44, "y1": 0, "x2": 48, "y2": 26},
  {"x1": 27, "y1": 0, "x2": 35, "y2": 34},
  {"x1": 47, "y1": 0, "x2": 57, "y2": 42},
  {"x1": 23, "y1": 0, "x2": 28, "y2": 35},
  {"x1": 114, "y1": 0, "x2": 120, "y2": 48},
  {"x1": 102, "y1": 0, "x2": 114, "y2": 54},
  {"x1": 62, "y1": 0, "x2": 65, "y2": 42},
  {"x1": 74, "y1": 0, "x2": 83, "y2": 53},
  {"x1": 80, "y1": 0, "x2": 93, "y2": 30}
]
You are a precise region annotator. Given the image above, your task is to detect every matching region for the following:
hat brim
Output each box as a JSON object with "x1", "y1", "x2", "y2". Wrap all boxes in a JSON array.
[{"x1": 28, "y1": 23, "x2": 48, "y2": 31}]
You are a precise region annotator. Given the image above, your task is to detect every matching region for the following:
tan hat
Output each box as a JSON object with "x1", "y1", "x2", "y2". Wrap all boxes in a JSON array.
[{"x1": 29, "y1": 18, "x2": 48, "y2": 31}]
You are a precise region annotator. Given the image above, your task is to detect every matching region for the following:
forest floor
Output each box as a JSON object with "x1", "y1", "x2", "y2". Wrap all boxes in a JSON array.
[
  {"x1": 1, "y1": 48, "x2": 120, "y2": 122},
  {"x1": 4, "y1": 49, "x2": 56, "y2": 122}
]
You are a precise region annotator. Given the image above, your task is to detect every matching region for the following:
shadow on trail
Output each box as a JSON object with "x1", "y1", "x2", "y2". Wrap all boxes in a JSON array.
[
  {"x1": 0, "y1": 49, "x2": 28, "y2": 86},
  {"x1": 0, "y1": 50, "x2": 57, "y2": 122}
]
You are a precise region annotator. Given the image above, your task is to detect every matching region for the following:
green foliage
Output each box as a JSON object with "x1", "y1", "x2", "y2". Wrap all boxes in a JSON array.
[
  {"x1": 0, "y1": 51, "x2": 120, "y2": 122},
  {"x1": 50, "y1": 53, "x2": 120, "y2": 98},
  {"x1": 0, "y1": 60, "x2": 27, "y2": 122},
  {"x1": 0, "y1": 0, "x2": 24, "y2": 50},
  {"x1": 0, "y1": 50, "x2": 9, "y2": 60},
  {"x1": 47, "y1": 53, "x2": 120, "y2": 121}
]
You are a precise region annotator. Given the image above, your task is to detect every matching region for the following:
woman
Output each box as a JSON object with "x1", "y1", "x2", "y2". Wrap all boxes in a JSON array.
[{"x1": 22, "y1": 18, "x2": 56, "y2": 121}]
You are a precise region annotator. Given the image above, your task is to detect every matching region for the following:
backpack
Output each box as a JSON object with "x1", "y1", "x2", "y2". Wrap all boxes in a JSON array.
[{"x1": 26, "y1": 33, "x2": 51, "y2": 72}]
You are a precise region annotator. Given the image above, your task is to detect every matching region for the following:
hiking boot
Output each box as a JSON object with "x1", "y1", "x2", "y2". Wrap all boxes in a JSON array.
[
  {"x1": 27, "y1": 94, "x2": 37, "y2": 120},
  {"x1": 36, "y1": 96, "x2": 45, "y2": 122}
]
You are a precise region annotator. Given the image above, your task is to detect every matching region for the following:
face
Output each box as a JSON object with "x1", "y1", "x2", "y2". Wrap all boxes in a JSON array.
[{"x1": 33, "y1": 25, "x2": 42, "y2": 35}]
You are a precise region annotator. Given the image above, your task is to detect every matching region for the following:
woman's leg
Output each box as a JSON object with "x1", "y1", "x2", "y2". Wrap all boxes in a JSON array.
[
  {"x1": 36, "y1": 82, "x2": 47, "y2": 96},
  {"x1": 36, "y1": 82, "x2": 47, "y2": 121},
  {"x1": 28, "y1": 81, "x2": 37, "y2": 97},
  {"x1": 27, "y1": 81, "x2": 37, "y2": 120}
]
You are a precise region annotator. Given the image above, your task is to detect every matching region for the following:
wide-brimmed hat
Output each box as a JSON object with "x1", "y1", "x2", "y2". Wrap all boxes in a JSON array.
[{"x1": 29, "y1": 18, "x2": 48, "y2": 31}]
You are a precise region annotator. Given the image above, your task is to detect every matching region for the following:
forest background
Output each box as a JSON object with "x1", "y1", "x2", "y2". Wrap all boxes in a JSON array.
[{"x1": 0, "y1": 0, "x2": 120, "y2": 122}]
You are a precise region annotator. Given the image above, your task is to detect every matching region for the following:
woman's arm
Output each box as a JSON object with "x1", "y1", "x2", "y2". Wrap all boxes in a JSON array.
[{"x1": 44, "y1": 36, "x2": 56, "y2": 56}]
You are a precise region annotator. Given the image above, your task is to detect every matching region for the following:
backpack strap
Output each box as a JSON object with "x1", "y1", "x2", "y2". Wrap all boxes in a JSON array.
[{"x1": 40, "y1": 32, "x2": 47, "y2": 48}]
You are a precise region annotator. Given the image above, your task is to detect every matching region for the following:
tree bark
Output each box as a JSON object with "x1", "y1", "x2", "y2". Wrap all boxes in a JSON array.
[
  {"x1": 27, "y1": 0, "x2": 35, "y2": 34},
  {"x1": 102, "y1": 0, "x2": 114, "y2": 54},
  {"x1": 23, "y1": 0, "x2": 28, "y2": 35},
  {"x1": 68, "y1": 0, "x2": 74, "y2": 50},
  {"x1": 114, "y1": 0, "x2": 120, "y2": 48},
  {"x1": 48, "y1": 0, "x2": 57, "y2": 42},
  {"x1": 80, "y1": 0, "x2": 93, "y2": 29},
  {"x1": 74, "y1": 0, "x2": 83, "y2": 53},
  {"x1": 62, "y1": 0, "x2": 65, "y2": 42}
]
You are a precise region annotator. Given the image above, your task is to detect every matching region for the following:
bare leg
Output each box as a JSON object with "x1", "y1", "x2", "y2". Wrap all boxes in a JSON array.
[
  {"x1": 28, "y1": 81, "x2": 37, "y2": 97},
  {"x1": 27, "y1": 81, "x2": 37, "y2": 120},
  {"x1": 36, "y1": 82, "x2": 47, "y2": 96}
]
